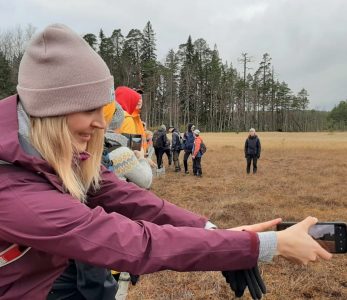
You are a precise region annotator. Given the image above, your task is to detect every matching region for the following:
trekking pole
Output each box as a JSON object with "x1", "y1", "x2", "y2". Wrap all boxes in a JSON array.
[{"x1": 115, "y1": 272, "x2": 130, "y2": 300}]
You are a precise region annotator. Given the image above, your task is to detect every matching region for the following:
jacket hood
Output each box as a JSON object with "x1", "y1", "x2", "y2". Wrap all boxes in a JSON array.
[
  {"x1": 115, "y1": 86, "x2": 141, "y2": 115},
  {"x1": 0, "y1": 95, "x2": 56, "y2": 177}
]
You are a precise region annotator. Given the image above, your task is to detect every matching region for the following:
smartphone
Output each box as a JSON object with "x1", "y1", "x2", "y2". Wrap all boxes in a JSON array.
[
  {"x1": 123, "y1": 134, "x2": 142, "y2": 151},
  {"x1": 130, "y1": 136, "x2": 142, "y2": 151},
  {"x1": 276, "y1": 222, "x2": 347, "y2": 253}
]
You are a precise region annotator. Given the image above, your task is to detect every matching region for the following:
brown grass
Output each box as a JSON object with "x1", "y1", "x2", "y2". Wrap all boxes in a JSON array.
[{"x1": 127, "y1": 132, "x2": 347, "y2": 300}]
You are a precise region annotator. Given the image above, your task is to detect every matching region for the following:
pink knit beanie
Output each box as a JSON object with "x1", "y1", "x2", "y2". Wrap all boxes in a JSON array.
[{"x1": 17, "y1": 24, "x2": 114, "y2": 117}]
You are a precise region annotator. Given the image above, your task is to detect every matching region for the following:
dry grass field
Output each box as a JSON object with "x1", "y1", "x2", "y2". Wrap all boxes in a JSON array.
[{"x1": 128, "y1": 132, "x2": 347, "y2": 300}]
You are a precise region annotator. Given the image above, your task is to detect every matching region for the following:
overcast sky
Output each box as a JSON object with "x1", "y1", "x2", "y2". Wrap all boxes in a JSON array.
[{"x1": 1, "y1": 0, "x2": 346, "y2": 110}]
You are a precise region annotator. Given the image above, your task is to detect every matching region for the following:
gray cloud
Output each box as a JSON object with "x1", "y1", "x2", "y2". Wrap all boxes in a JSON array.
[{"x1": 1, "y1": 0, "x2": 346, "y2": 110}]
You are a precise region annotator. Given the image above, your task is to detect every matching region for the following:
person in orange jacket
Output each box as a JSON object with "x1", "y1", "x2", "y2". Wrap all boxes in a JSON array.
[
  {"x1": 115, "y1": 86, "x2": 148, "y2": 152},
  {"x1": 192, "y1": 129, "x2": 203, "y2": 177}
]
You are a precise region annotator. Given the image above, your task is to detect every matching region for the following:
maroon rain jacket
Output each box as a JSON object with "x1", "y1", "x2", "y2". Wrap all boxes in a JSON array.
[{"x1": 0, "y1": 95, "x2": 259, "y2": 300}]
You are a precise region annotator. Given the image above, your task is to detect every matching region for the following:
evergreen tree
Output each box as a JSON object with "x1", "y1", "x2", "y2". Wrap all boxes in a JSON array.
[
  {"x1": 328, "y1": 101, "x2": 347, "y2": 127},
  {"x1": 98, "y1": 29, "x2": 115, "y2": 75},
  {"x1": 124, "y1": 29, "x2": 143, "y2": 86},
  {"x1": 164, "y1": 49, "x2": 180, "y2": 126},
  {"x1": 0, "y1": 51, "x2": 15, "y2": 98},
  {"x1": 83, "y1": 33, "x2": 98, "y2": 50},
  {"x1": 111, "y1": 29, "x2": 124, "y2": 86}
]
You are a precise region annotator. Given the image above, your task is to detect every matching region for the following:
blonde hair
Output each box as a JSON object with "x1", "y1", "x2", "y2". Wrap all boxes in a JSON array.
[{"x1": 30, "y1": 116, "x2": 104, "y2": 202}]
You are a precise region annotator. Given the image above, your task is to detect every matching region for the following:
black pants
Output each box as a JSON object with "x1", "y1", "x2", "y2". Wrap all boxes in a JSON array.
[
  {"x1": 172, "y1": 150, "x2": 181, "y2": 171},
  {"x1": 193, "y1": 157, "x2": 202, "y2": 176},
  {"x1": 155, "y1": 148, "x2": 164, "y2": 168},
  {"x1": 183, "y1": 150, "x2": 192, "y2": 172},
  {"x1": 246, "y1": 155, "x2": 258, "y2": 173},
  {"x1": 163, "y1": 148, "x2": 172, "y2": 166}
]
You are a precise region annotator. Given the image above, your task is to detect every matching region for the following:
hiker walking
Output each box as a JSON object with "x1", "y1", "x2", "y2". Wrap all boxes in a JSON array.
[
  {"x1": 183, "y1": 123, "x2": 195, "y2": 174},
  {"x1": 244, "y1": 128, "x2": 261, "y2": 174}
]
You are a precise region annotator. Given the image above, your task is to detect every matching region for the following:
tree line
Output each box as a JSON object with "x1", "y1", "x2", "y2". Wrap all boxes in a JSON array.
[{"x1": 0, "y1": 22, "x2": 344, "y2": 131}]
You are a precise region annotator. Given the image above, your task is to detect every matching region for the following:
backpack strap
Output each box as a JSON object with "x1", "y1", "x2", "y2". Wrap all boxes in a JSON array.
[{"x1": 0, "y1": 244, "x2": 31, "y2": 268}]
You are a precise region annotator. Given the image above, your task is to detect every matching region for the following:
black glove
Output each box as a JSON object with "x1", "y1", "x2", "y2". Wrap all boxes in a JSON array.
[
  {"x1": 129, "y1": 274, "x2": 140, "y2": 286},
  {"x1": 222, "y1": 265, "x2": 266, "y2": 299}
]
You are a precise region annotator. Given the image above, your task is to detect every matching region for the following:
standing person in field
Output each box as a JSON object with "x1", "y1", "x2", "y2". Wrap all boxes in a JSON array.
[
  {"x1": 244, "y1": 128, "x2": 261, "y2": 174},
  {"x1": 162, "y1": 127, "x2": 172, "y2": 168},
  {"x1": 192, "y1": 129, "x2": 204, "y2": 177},
  {"x1": 0, "y1": 24, "x2": 332, "y2": 300},
  {"x1": 183, "y1": 123, "x2": 195, "y2": 174},
  {"x1": 169, "y1": 126, "x2": 183, "y2": 172},
  {"x1": 152, "y1": 124, "x2": 168, "y2": 169}
]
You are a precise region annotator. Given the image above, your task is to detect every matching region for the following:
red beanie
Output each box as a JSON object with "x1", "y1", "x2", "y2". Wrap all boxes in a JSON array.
[{"x1": 115, "y1": 86, "x2": 141, "y2": 114}]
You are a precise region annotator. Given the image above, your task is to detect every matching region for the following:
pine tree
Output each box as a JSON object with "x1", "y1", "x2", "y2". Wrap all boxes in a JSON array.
[
  {"x1": 98, "y1": 29, "x2": 115, "y2": 75},
  {"x1": 328, "y1": 101, "x2": 347, "y2": 128},
  {"x1": 124, "y1": 29, "x2": 143, "y2": 86},
  {"x1": 0, "y1": 51, "x2": 15, "y2": 98},
  {"x1": 83, "y1": 33, "x2": 98, "y2": 50},
  {"x1": 164, "y1": 49, "x2": 180, "y2": 127},
  {"x1": 110, "y1": 29, "x2": 124, "y2": 86}
]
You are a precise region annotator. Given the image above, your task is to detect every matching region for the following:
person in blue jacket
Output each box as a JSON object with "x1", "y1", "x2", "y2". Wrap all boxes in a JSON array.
[{"x1": 183, "y1": 123, "x2": 195, "y2": 174}]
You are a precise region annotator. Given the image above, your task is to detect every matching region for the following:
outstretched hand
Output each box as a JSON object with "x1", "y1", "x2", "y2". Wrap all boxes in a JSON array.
[{"x1": 276, "y1": 216, "x2": 332, "y2": 265}]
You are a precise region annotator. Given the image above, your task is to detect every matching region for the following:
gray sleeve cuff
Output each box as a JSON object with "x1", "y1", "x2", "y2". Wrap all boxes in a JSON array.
[
  {"x1": 204, "y1": 221, "x2": 217, "y2": 229},
  {"x1": 257, "y1": 231, "x2": 277, "y2": 262}
]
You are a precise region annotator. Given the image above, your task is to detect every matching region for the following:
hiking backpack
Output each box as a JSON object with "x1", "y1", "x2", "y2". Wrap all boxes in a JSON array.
[
  {"x1": 200, "y1": 142, "x2": 207, "y2": 154},
  {"x1": 152, "y1": 130, "x2": 164, "y2": 148}
]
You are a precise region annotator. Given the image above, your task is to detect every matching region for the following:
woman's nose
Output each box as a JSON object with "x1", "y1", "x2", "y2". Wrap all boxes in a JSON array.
[{"x1": 92, "y1": 108, "x2": 106, "y2": 129}]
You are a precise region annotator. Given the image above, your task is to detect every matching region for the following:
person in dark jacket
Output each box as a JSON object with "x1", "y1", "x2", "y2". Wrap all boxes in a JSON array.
[
  {"x1": 169, "y1": 126, "x2": 182, "y2": 172},
  {"x1": 0, "y1": 24, "x2": 332, "y2": 300},
  {"x1": 183, "y1": 123, "x2": 195, "y2": 174},
  {"x1": 244, "y1": 128, "x2": 261, "y2": 174},
  {"x1": 163, "y1": 129, "x2": 172, "y2": 168},
  {"x1": 153, "y1": 124, "x2": 168, "y2": 169}
]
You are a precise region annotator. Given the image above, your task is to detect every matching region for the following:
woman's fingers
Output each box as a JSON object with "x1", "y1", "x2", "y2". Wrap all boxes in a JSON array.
[
  {"x1": 296, "y1": 216, "x2": 318, "y2": 231},
  {"x1": 276, "y1": 217, "x2": 333, "y2": 265},
  {"x1": 315, "y1": 241, "x2": 333, "y2": 260},
  {"x1": 229, "y1": 218, "x2": 282, "y2": 232},
  {"x1": 250, "y1": 218, "x2": 282, "y2": 231}
]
